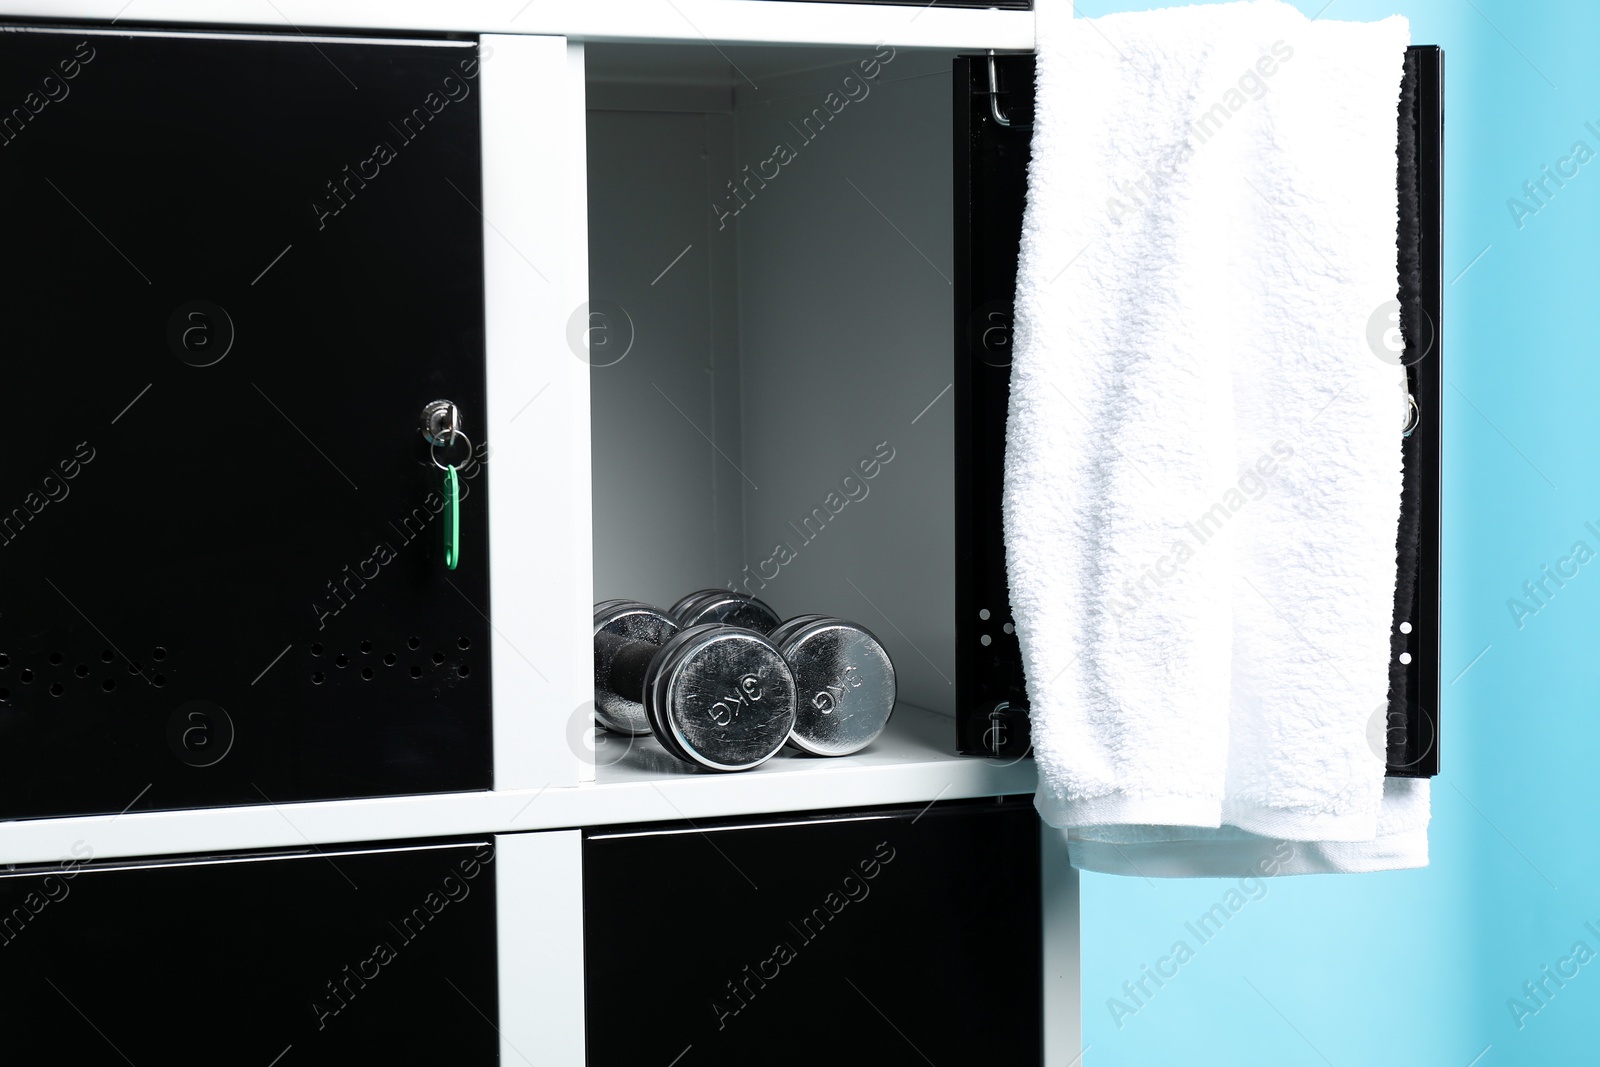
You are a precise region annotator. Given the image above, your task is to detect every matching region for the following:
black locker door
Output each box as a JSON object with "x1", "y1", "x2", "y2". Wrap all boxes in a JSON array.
[
  {"x1": 952, "y1": 51, "x2": 1442, "y2": 776},
  {"x1": 0, "y1": 27, "x2": 493, "y2": 819},
  {"x1": 0, "y1": 837, "x2": 499, "y2": 1064},
  {"x1": 584, "y1": 797, "x2": 1044, "y2": 1065},
  {"x1": 953, "y1": 54, "x2": 1034, "y2": 760}
]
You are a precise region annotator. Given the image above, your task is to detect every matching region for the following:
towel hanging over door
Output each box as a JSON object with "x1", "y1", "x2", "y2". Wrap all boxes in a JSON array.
[{"x1": 1004, "y1": 0, "x2": 1429, "y2": 875}]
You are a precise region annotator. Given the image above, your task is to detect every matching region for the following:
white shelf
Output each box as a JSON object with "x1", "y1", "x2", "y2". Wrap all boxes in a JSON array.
[
  {"x1": 0, "y1": 705, "x2": 1035, "y2": 866},
  {"x1": 591, "y1": 700, "x2": 1026, "y2": 789},
  {"x1": 10, "y1": 1, "x2": 1036, "y2": 50}
]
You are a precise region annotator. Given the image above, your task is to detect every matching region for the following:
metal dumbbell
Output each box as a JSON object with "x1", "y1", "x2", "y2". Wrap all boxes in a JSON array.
[
  {"x1": 766, "y1": 615, "x2": 896, "y2": 757},
  {"x1": 593, "y1": 600, "x2": 798, "y2": 771},
  {"x1": 670, "y1": 594, "x2": 898, "y2": 757},
  {"x1": 668, "y1": 588, "x2": 783, "y2": 633}
]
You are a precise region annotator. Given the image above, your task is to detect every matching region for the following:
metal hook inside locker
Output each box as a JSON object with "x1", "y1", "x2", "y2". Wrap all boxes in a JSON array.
[{"x1": 987, "y1": 51, "x2": 1012, "y2": 127}]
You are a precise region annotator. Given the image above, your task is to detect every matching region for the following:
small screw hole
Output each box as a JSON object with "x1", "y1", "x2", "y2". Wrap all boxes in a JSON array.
[
  {"x1": 0, "y1": 653, "x2": 9, "y2": 668},
  {"x1": 0, "y1": 688, "x2": 8, "y2": 700},
  {"x1": 335, "y1": 654, "x2": 348, "y2": 668},
  {"x1": 127, "y1": 661, "x2": 142, "y2": 676},
  {"x1": 432, "y1": 651, "x2": 445, "y2": 665},
  {"x1": 75, "y1": 664, "x2": 89, "y2": 678},
  {"x1": 101, "y1": 649, "x2": 114, "y2": 663},
  {"x1": 20, "y1": 669, "x2": 34, "y2": 683},
  {"x1": 361, "y1": 667, "x2": 374, "y2": 680},
  {"x1": 383, "y1": 653, "x2": 397, "y2": 666},
  {"x1": 49, "y1": 683, "x2": 63, "y2": 696},
  {"x1": 1399, "y1": 621, "x2": 1413, "y2": 635},
  {"x1": 979, "y1": 608, "x2": 991, "y2": 620},
  {"x1": 410, "y1": 666, "x2": 422, "y2": 679},
  {"x1": 152, "y1": 646, "x2": 167, "y2": 661},
  {"x1": 360, "y1": 640, "x2": 372, "y2": 654},
  {"x1": 153, "y1": 675, "x2": 166, "y2": 687},
  {"x1": 48, "y1": 652, "x2": 63, "y2": 666},
  {"x1": 980, "y1": 634, "x2": 992, "y2": 646},
  {"x1": 1399, "y1": 652, "x2": 1413, "y2": 665},
  {"x1": 457, "y1": 664, "x2": 471, "y2": 678},
  {"x1": 102, "y1": 679, "x2": 115, "y2": 692},
  {"x1": 458, "y1": 637, "x2": 471, "y2": 650},
  {"x1": 312, "y1": 672, "x2": 325, "y2": 685},
  {"x1": 1002, "y1": 622, "x2": 1014, "y2": 634},
  {"x1": 310, "y1": 643, "x2": 324, "y2": 656},
  {"x1": 408, "y1": 636, "x2": 421, "y2": 650}
]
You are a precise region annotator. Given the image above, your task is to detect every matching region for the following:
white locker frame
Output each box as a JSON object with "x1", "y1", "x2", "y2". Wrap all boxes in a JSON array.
[
  {"x1": 0, "y1": 8, "x2": 1078, "y2": 1065},
  {"x1": 4, "y1": 1, "x2": 1035, "y2": 50},
  {"x1": 497, "y1": 830, "x2": 587, "y2": 1064},
  {"x1": 480, "y1": 32, "x2": 595, "y2": 792}
]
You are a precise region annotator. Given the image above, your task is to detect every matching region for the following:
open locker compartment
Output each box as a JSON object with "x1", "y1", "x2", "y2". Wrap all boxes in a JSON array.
[{"x1": 583, "y1": 43, "x2": 971, "y2": 776}]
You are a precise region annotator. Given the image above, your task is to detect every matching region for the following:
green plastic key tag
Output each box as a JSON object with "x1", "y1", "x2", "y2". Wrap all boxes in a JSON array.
[
  {"x1": 443, "y1": 464, "x2": 460, "y2": 570},
  {"x1": 421, "y1": 400, "x2": 469, "y2": 572}
]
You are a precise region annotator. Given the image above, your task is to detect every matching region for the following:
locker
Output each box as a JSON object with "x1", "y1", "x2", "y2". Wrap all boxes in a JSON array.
[
  {"x1": 584, "y1": 798, "x2": 1044, "y2": 1065},
  {"x1": 0, "y1": 27, "x2": 494, "y2": 818},
  {"x1": 0, "y1": 837, "x2": 500, "y2": 1063}
]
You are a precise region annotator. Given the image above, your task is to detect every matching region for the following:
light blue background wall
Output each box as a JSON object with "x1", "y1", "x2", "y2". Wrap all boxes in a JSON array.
[{"x1": 1070, "y1": 1, "x2": 1600, "y2": 1064}]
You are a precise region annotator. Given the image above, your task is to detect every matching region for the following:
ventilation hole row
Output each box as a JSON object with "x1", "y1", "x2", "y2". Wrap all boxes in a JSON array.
[
  {"x1": 13, "y1": 669, "x2": 162, "y2": 687},
  {"x1": 310, "y1": 636, "x2": 471, "y2": 657},
  {"x1": 305, "y1": 659, "x2": 467, "y2": 684},
  {"x1": 312, "y1": 651, "x2": 468, "y2": 669},
  {"x1": 308, "y1": 638, "x2": 472, "y2": 684},
  {"x1": 0, "y1": 646, "x2": 167, "y2": 671},
  {"x1": 15, "y1": 675, "x2": 164, "y2": 694},
  {"x1": 0, "y1": 674, "x2": 151, "y2": 702}
]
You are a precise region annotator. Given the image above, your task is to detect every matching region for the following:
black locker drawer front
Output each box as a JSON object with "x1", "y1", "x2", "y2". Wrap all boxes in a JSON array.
[
  {"x1": 0, "y1": 27, "x2": 492, "y2": 818},
  {"x1": 0, "y1": 838, "x2": 498, "y2": 1064},
  {"x1": 584, "y1": 798, "x2": 1043, "y2": 1066}
]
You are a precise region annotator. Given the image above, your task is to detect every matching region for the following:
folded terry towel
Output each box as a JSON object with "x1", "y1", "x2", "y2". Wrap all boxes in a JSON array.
[{"x1": 1005, "y1": 0, "x2": 1426, "y2": 874}]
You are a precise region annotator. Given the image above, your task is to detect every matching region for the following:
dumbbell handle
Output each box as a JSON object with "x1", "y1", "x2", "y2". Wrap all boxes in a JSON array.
[{"x1": 596, "y1": 630, "x2": 657, "y2": 705}]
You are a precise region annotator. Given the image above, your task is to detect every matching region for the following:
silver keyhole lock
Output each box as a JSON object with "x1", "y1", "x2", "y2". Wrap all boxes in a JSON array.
[
  {"x1": 420, "y1": 399, "x2": 473, "y2": 473},
  {"x1": 420, "y1": 399, "x2": 461, "y2": 446}
]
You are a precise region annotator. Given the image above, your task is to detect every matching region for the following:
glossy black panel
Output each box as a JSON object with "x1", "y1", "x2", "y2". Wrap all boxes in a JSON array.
[
  {"x1": 0, "y1": 838, "x2": 499, "y2": 1064},
  {"x1": 0, "y1": 28, "x2": 492, "y2": 818},
  {"x1": 584, "y1": 798, "x2": 1043, "y2": 1065},
  {"x1": 953, "y1": 55, "x2": 1034, "y2": 757},
  {"x1": 1389, "y1": 46, "x2": 1442, "y2": 778}
]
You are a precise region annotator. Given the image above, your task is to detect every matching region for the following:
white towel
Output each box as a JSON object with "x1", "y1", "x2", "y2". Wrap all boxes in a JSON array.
[{"x1": 1005, "y1": 0, "x2": 1427, "y2": 875}]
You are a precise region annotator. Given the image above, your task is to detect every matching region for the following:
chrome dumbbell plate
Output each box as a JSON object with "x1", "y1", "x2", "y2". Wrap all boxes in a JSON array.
[
  {"x1": 774, "y1": 618, "x2": 896, "y2": 757},
  {"x1": 593, "y1": 601, "x2": 680, "y2": 736},
  {"x1": 642, "y1": 624, "x2": 797, "y2": 771},
  {"x1": 597, "y1": 596, "x2": 891, "y2": 768},
  {"x1": 668, "y1": 589, "x2": 719, "y2": 619},
  {"x1": 671, "y1": 588, "x2": 783, "y2": 634},
  {"x1": 765, "y1": 614, "x2": 832, "y2": 647}
]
